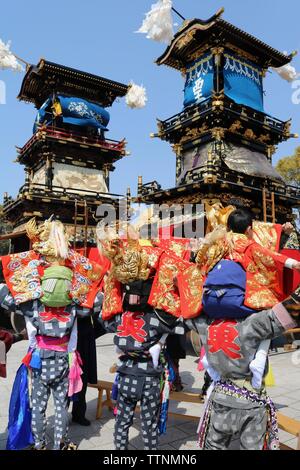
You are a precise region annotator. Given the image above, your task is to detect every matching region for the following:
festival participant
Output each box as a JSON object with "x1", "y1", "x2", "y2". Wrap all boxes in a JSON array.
[
  {"x1": 202, "y1": 208, "x2": 299, "y2": 386},
  {"x1": 179, "y1": 207, "x2": 300, "y2": 389},
  {"x1": 71, "y1": 313, "x2": 106, "y2": 426},
  {"x1": 0, "y1": 217, "x2": 104, "y2": 450},
  {"x1": 0, "y1": 328, "x2": 27, "y2": 378},
  {"x1": 185, "y1": 285, "x2": 300, "y2": 450},
  {"x1": 71, "y1": 247, "x2": 110, "y2": 427},
  {"x1": 187, "y1": 287, "x2": 300, "y2": 450},
  {"x1": 205, "y1": 201, "x2": 297, "y2": 253},
  {"x1": 166, "y1": 334, "x2": 186, "y2": 391},
  {"x1": 97, "y1": 227, "x2": 186, "y2": 450}
]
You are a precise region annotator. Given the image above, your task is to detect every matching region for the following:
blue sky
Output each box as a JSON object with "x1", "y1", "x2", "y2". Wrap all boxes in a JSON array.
[{"x1": 1, "y1": 0, "x2": 300, "y2": 199}]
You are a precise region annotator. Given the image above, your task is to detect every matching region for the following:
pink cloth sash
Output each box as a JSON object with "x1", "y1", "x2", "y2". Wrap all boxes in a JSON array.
[
  {"x1": 36, "y1": 335, "x2": 69, "y2": 352},
  {"x1": 35, "y1": 336, "x2": 83, "y2": 397},
  {"x1": 68, "y1": 351, "x2": 83, "y2": 397},
  {"x1": 197, "y1": 345, "x2": 206, "y2": 372}
]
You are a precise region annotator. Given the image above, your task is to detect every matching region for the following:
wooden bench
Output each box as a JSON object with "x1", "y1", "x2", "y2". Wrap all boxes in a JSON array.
[
  {"x1": 88, "y1": 380, "x2": 114, "y2": 420},
  {"x1": 88, "y1": 380, "x2": 204, "y2": 420},
  {"x1": 277, "y1": 412, "x2": 300, "y2": 450},
  {"x1": 88, "y1": 380, "x2": 300, "y2": 449}
]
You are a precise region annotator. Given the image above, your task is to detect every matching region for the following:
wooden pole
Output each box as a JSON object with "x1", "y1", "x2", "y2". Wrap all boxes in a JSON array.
[
  {"x1": 0, "y1": 231, "x2": 26, "y2": 241},
  {"x1": 74, "y1": 200, "x2": 78, "y2": 251},
  {"x1": 84, "y1": 201, "x2": 88, "y2": 257},
  {"x1": 171, "y1": 6, "x2": 185, "y2": 21},
  {"x1": 12, "y1": 53, "x2": 30, "y2": 67}
]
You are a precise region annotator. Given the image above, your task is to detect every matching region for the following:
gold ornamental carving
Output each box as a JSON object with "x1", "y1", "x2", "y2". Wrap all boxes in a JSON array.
[
  {"x1": 211, "y1": 127, "x2": 226, "y2": 140},
  {"x1": 176, "y1": 29, "x2": 197, "y2": 50},
  {"x1": 267, "y1": 145, "x2": 277, "y2": 159},
  {"x1": 283, "y1": 119, "x2": 292, "y2": 138},
  {"x1": 257, "y1": 133, "x2": 271, "y2": 144},
  {"x1": 221, "y1": 193, "x2": 252, "y2": 208},
  {"x1": 179, "y1": 124, "x2": 209, "y2": 144},
  {"x1": 224, "y1": 43, "x2": 259, "y2": 64},
  {"x1": 172, "y1": 143, "x2": 183, "y2": 156},
  {"x1": 212, "y1": 99, "x2": 224, "y2": 109},
  {"x1": 228, "y1": 120, "x2": 243, "y2": 133},
  {"x1": 180, "y1": 68, "x2": 187, "y2": 78},
  {"x1": 228, "y1": 121, "x2": 270, "y2": 145},
  {"x1": 212, "y1": 91, "x2": 224, "y2": 110},
  {"x1": 244, "y1": 129, "x2": 257, "y2": 140},
  {"x1": 161, "y1": 193, "x2": 206, "y2": 205},
  {"x1": 211, "y1": 47, "x2": 225, "y2": 55},
  {"x1": 188, "y1": 45, "x2": 211, "y2": 62},
  {"x1": 211, "y1": 47, "x2": 224, "y2": 66},
  {"x1": 156, "y1": 119, "x2": 164, "y2": 134}
]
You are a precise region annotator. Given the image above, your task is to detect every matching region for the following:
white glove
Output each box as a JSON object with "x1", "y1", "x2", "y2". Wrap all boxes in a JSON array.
[
  {"x1": 149, "y1": 343, "x2": 162, "y2": 369},
  {"x1": 250, "y1": 339, "x2": 270, "y2": 390},
  {"x1": 201, "y1": 354, "x2": 221, "y2": 382}
]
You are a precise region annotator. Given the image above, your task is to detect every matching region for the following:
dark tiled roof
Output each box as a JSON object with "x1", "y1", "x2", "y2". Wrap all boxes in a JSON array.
[
  {"x1": 157, "y1": 15, "x2": 293, "y2": 70},
  {"x1": 18, "y1": 59, "x2": 128, "y2": 108}
]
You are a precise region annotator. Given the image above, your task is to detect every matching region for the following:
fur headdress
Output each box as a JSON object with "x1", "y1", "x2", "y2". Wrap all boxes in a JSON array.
[
  {"x1": 196, "y1": 203, "x2": 236, "y2": 272},
  {"x1": 96, "y1": 223, "x2": 151, "y2": 284},
  {"x1": 25, "y1": 217, "x2": 69, "y2": 261},
  {"x1": 206, "y1": 202, "x2": 235, "y2": 231}
]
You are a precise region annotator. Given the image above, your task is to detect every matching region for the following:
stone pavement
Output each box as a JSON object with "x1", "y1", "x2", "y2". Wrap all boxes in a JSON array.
[{"x1": 1, "y1": 334, "x2": 300, "y2": 450}]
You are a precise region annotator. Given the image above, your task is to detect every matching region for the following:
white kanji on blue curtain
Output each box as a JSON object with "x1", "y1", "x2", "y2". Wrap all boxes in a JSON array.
[
  {"x1": 223, "y1": 51, "x2": 264, "y2": 112},
  {"x1": 183, "y1": 53, "x2": 214, "y2": 108}
]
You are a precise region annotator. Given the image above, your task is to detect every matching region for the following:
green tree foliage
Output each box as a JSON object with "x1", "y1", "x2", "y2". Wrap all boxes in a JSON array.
[
  {"x1": 276, "y1": 147, "x2": 300, "y2": 231},
  {"x1": 275, "y1": 147, "x2": 300, "y2": 186}
]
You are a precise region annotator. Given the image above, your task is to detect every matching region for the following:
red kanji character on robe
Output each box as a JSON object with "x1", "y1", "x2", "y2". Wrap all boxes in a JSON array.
[
  {"x1": 117, "y1": 311, "x2": 147, "y2": 343},
  {"x1": 39, "y1": 307, "x2": 70, "y2": 323},
  {"x1": 207, "y1": 319, "x2": 242, "y2": 360}
]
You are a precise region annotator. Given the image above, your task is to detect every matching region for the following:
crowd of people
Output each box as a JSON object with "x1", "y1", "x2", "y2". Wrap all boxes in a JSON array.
[{"x1": 0, "y1": 203, "x2": 300, "y2": 451}]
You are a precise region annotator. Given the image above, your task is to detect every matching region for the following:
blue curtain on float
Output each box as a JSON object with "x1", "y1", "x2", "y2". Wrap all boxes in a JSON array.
[
  {"x1": 6, "y1": 364, "x2": 34, "y2": 450},
  {"x1": 183, "y1": 52, "x2": 214, "y2": 108},
  {"x1": 33, "y1": 98, "x2": 53, "y2": 132},
  {"x1": 223, "y1": 51, "x2": 264, "y2": 112},
  {"x1": 33, "y1": 95, "x2": 110, "y2": 133}
]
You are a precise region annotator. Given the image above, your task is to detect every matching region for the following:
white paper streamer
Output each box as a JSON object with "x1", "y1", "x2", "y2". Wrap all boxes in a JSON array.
[
  {"x1": 272, "y1": 62, "x2": 300, "y2": 82},
  {"x1": 136, "y1": 0, "x2": 174, "y2": 44},
  {"x1": 125, "y1": 82, "x2": 147, "y2": 109},
  {"x1": 0, "y1": 39, "x2": 24, "y2": 72},
  {"x1": 272, "y1": 52, "x2": 300, "y2": 82}
]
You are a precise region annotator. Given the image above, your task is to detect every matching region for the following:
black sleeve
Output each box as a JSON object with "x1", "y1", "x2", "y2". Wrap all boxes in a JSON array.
[
  {"x1": 0, "y1": 283, "x2": 16, "y2": 312},
  {"x1": 279, "y1": 232, "x2": 290, "y2": 250},
  {"x1": 100, "y1": 314, "x2": 121, "y2": 334},
  {"x1": 153, "y1": 309, "x2": 179, "y2": 329},
  {"x1": 12, "y1": 333, "x2": 24, "y2": 344},
  {"x1": 93, "y1": 314, "x2": 107, "y2": 339}
]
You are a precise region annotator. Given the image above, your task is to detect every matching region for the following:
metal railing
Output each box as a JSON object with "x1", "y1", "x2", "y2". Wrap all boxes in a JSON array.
[
  {"x1": 223, "y1": 100, "x2": 286, "y2": 133},
  {"x1": 18, "y1": 126, "x2": 126, "y2": 156},
  {"x1": 159, "y1": 96, "x2": 286, "y2": 135},
  {"x1": 3, "y1": 182, "x2": 124, "y2": 209},
  {"x1": 181, "y1": 164, "x2": 300, "y2": 200},
  {"x1": 160, "y1": 99, "x2": 211, "y2": 132},
  {"x1": 138, "y1": 163, "x2": 300, "y2": 202}
]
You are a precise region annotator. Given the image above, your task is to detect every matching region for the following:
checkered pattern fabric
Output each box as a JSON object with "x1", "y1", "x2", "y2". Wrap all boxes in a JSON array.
[
  {"x1": 114, "y1": 374, "x2": 161, "y2": 450},
  {"x1": 186, "y1": 309, "x2": 285, "y2": 387},
  {"x1": 31, "y1": 353, "x2": 70, "y2": 450},
  {"x1": 102, "y1": 310, "x2": 185, "y2": 377},
  {"x1": 0, "y1": 284, "x2": 91, "y2": 339},
  {"x1": 204, "y1": 401, "x2": 268, "y2": 450}
]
